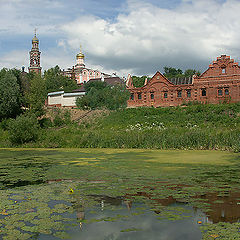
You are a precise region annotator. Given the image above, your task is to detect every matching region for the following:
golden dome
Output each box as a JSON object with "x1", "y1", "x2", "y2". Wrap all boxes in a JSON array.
[
  {"x1": 32, "y1": 35, "x2": 39, "y2": 43},
  {"x1": 76, "y1": 52, "x2": 84, "y2": 59},
  {"x1": 76, "y1": 45, "x2": 85, "y2": 59}
]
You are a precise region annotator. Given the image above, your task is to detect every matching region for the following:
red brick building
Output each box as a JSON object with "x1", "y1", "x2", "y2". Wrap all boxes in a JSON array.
[{"x1": 127, "y1": 55, "x2": 240, "y2": 107}]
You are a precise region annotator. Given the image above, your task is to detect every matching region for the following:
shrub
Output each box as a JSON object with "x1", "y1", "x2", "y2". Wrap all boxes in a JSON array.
[
  {"x1": 8, "y1": 114, "x2": 39, "y2": 144},
  {"x1": 53, "y1": 114, "x2": 65, "y2": 127},
  {"x1": 39, "y1": 118, "x2": 53, "y2": 128},
  {"x1": 0, "y1": 119, "x2": 11, "y2": 131},
  {"x1": 76, "y1": 84, "x2": 129, "y2": 110},
  {"x1": 52, "y1": 109, "x2": 71, "y2": 127}
]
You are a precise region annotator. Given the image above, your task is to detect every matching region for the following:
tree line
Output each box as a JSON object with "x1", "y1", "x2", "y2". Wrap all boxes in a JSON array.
[
  {"x1": 132, "y1": 67, "x2": 201, "y2": 88},
  {"x1": 0, "y1": 66, "x2": 78, "y2": 120}
]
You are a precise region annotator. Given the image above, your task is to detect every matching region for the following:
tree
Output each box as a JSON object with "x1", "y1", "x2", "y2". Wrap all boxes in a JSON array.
[
  {"x1": 163, "y1": 67, "x2": 201, "y2": 79},
  {"x1": 44, "y1": 65, "x2": 78, "y2": 93},
  {"x1": 0, "y1": 69, "x2": 22, "y2": 120},
  {"x1": 76, "y1": 81, "x2": 129, "y2": 110},
  {"x1": 84, "y1": 81, "x2": 107, "y2": 93},
  {"x1": 8, "y1": 113, "x2": 39, "y2": 144},
  {"x1": 26, "y1": 73, "x2": 46, "y2": 117},
  {"x1": 163, "y1": 67, "x2": 183, "y2": 79},
  {"x1": 184, "y1": 69, "x2": 201, "y2": 77},
  {"x1": 131, "y1": 76, "x2": 147, "y2": 88}
]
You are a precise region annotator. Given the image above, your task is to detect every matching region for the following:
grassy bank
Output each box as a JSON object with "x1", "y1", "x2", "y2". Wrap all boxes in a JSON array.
[{"x1": 1, "y1": 103, "x2": 240, "y2": 151}]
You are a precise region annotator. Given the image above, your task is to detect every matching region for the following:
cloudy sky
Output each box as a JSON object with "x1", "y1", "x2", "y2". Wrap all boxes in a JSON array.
[{"x1": 0, "y1": 0, "x2": 240, "y2": 77}]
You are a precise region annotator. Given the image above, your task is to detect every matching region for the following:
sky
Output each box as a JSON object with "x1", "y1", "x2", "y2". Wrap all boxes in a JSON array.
[{"x1": 0, "y1": 0, "x2": 240, "y2": 77}]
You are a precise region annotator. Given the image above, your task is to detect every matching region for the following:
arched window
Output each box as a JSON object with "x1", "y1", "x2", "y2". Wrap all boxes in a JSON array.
[
  {"x1": 150, "y1": 92, "x2": 154, "y2": 100},
  {"x1": 164, "y1": 92, "x2": 168, "y2": 98},
  {"x1": 218, "y1": 88, "x2": 223, "y2": 96},
  {"x1": 138, "y1": 93, "x2": 142, "y2": 100},
  {"x1": 225, "y1": 88, "x2": 229, "y2": 95},
  {"x1": 186, "y1": 89, "x2": 191, "y2": 98},
  {"x1": 201, "y1": 88, "x2": 206, "y2": 96},
  {"x1": 130, "y1": 93, "x2": 134, "y2": 100},
  {"x1": 177, "y1": 90, "x2": 182, "y2": 98}
]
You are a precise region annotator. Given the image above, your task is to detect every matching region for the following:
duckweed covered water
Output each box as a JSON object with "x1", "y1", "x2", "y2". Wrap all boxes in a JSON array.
[{"x1": 0, "y1": 149, "x2": 240, "y2": 239}]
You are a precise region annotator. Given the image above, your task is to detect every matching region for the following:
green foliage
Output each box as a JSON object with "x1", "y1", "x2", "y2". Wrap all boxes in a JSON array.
[
  {"x1": 131, "y1": 76, "x2": 147, "y2": 88},
  {"x1": 44, "y1": 65, "x2": 78, "y2": 93},
  {"x1": 0, "y1": 102, "x2": 239, "y2": 151},
  {"x1": 163, "y1": 67, "x2": 183, "y2": 79},
  {"x1": 52, "y1": 109, "x2": 72, "y2": 127},
  {"x1": 38, "y1": 118, "x2": 53, "y2": 128},
  {"x1": 84, "y1": 81, "x2": 107, "y2": 93},
  {"x1": 26, "y1": 73, "x2": 46, "y2": 117},
  {"x1": 8, "y1": 114, "x2": 40, "y2": 144},
  {"x1": 0, "y1": 69, "x2": 22, "y2": 120},
  {"x1": 163, "y1": 67, "x2": 201, "y2": 79},
  {"x1": 53, "y1": 114, "x2": 65, "y2": 127},
  {"x1": 0, "y1": 118, "x2": 12, "y2": 131},
  {"x1": 184, "y1": 69, "x2": 201, "y2": 77},
  {"x1": 38, "y1": 102, "x2": 240, "y2": 151},
  {"x1": 76, "y1": 81, "x2": 130, "y2": 110}
]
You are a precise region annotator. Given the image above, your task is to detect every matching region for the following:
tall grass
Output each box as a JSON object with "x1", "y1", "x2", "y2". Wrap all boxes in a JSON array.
[{"x1": 2, "y1": 103, "x2": 240, "y2": 151}]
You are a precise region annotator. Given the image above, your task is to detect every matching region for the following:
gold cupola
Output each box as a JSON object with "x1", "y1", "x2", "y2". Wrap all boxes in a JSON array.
[
  {"x1": 32, "y1": 29, "x2": 39, "y2": 43},
  {"x1": 76, "y1": 45, "x2": 85, "y2": 59}
]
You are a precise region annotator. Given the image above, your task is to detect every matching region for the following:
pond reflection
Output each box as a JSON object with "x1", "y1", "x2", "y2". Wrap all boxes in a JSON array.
[
  {"x1": 70, "y1": 201, "x2": 203, "y2": 240},
  {"x1": 66, "y1": 189, "x2": 240, "y2": 240}
]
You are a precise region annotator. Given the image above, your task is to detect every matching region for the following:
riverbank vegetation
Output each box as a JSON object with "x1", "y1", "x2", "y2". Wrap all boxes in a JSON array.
[
  {"x1": 0, "y1": 67, "x2": 239, "y2": 151},
  {"x1": 0, "y1": 102, "x2": 239, "y2": 151}
]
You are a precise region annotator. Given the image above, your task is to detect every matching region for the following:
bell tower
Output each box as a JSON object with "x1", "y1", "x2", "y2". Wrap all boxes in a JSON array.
[{"x1": 29, "y1": 29, "x2": 42, "y2": 74}]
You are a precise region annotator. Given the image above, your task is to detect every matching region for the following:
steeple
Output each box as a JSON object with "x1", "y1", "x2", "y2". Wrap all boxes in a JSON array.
[
  {"x1": 76, "y1": 45, "x2": 85, "y2": 68},
  {"x1": 29, "y1": 29, "x2": 42, "y2": 74}
]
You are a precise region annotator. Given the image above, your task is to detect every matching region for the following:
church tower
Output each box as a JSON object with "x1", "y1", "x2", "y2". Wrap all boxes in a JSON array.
[{"x1": 29, "y1": 30, "x2": 42, "y2": 74}]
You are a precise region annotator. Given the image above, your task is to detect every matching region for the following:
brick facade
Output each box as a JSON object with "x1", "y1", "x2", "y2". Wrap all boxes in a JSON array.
[{"x1": 127, "y1": 55, "x2": 240, "y2": 107}]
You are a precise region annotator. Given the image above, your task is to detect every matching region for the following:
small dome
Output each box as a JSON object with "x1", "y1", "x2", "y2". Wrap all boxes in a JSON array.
[
  {"x1": 32, "y1": 36, "x2": 39, "y2": 43},
  {"x1": 76, "y1": 52, "x2": 84, "y2": 59}
]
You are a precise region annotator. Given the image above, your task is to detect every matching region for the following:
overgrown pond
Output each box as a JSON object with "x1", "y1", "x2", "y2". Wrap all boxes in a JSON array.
[{"x1": 0, "y1": 149, "x2": 240, "y2": 239}]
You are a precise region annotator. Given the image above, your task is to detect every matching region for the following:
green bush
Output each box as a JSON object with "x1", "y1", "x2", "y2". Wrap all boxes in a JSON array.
[
  {"x1": 76, "y1": 85, "x2": 129, "y2": 110},
  {"x1": 8, "y1": 114, "x2": 39, "y2": 144},
  {"x1": 52, "y1": 109, "x2": 72, "y2": 127},
  {"x1": 0, "y1": 119, "x2": 11, "y2": 131},
  {"x1": 39, "y1": 118, "x2": 53, "y2": 128},
  {"x1": 53, "y1": 114, "x2": 65, "y2": 127}
]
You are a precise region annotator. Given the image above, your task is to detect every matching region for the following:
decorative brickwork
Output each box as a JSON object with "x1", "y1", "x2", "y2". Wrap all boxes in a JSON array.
[
  {"x1": 28, "y1": 31, "x2": 42, "y2": 74},
  {"x1": 127, "y1": 55, "x2": 240, "y2": 107}
]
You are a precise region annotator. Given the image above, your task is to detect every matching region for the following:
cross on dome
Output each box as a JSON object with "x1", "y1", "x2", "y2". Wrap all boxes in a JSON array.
[
  {"x1": 32, "y1": 28, "x2": 39, "y2": 42},
  {"x1": 76, "y1": 44, "x2": 85, "y2": 59}
]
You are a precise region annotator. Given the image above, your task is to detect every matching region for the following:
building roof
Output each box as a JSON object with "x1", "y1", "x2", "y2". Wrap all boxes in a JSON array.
[
  {"x1": 48, "y1": 91, "x2": 65, "y2": 96},
  {"x1": 73, "y1": 77, "x2": 125, "y2": 93},
  {"x1": 168, "y1": 76, "x2": 193, "y2": 85},
  {"x1": 88, "y1": 76, "x2": 124, "y2": 86}
]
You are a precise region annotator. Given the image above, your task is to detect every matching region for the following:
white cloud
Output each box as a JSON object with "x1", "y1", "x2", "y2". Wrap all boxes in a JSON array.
[
  {"x1": 60, "y1": 0, "x2": 240, "y2": 76},
  {"x1": 0, "y1": 50, "x2": 28, "y2": 69},
  {"x1": 1, "y1": 0, "x2": 240, "y2": 77}
]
